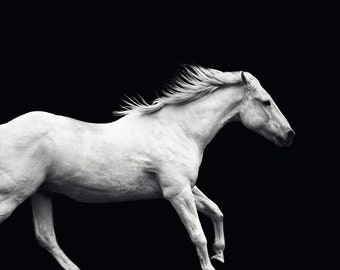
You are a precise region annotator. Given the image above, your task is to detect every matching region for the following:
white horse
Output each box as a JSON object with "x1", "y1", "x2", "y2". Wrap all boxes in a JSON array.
[{"x1": 0, "y1": 65, "x2": 295, "y2": 270}]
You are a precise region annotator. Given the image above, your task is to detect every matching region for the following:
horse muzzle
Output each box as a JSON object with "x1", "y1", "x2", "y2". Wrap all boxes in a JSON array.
[{"x1": 275, "y1": 129, "x2": 295, "y2": 147}]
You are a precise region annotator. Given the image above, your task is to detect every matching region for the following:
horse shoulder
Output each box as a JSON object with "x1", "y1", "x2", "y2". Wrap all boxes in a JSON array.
[{"x1": 147, "y1": 125, "x2": 202, "y2": 198}]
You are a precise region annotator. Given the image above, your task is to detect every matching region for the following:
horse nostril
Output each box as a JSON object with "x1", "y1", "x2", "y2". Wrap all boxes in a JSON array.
[{"x1": 287, "y1": 130, "x2": 295, "y2": 139}]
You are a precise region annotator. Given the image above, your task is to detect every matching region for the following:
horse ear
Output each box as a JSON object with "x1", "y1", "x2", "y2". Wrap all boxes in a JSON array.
[{"x1": 241, "y1": 71, "x2": 249, "y2": 85}]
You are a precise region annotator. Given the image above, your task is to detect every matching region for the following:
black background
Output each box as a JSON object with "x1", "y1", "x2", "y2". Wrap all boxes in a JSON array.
[{"x1": 0, "y1": 3, "x2": 334, "y2": 270}]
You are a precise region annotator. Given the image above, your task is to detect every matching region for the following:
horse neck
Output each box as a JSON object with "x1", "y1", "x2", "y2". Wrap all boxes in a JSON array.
[{"x1": 163, "y1": 85, "x2": 245, "y2": 150}]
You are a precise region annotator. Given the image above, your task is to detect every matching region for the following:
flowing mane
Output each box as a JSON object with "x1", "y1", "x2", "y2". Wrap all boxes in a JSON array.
[{"x1": 114, "y1": 65, "x2": 243, "y2": 116}]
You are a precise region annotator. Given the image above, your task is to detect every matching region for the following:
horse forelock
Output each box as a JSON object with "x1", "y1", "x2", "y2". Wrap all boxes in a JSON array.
[{"x1": 113, "y1": 65, "x2": 244, "y2": 116}]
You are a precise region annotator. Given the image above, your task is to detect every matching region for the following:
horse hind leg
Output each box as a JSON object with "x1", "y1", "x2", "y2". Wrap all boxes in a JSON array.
[
  {"x1": 31, "y1": 191, "x2": 80, "y2": 270},
  {"x1": 0, "y1": 177, "x2": 32, "y2": 224},
  {"x1": 0, "y1": 197, "x2": 20, "y2": 224},
  {"x1": 0, "y1": 162, "x2": 46, "y2": 224}
]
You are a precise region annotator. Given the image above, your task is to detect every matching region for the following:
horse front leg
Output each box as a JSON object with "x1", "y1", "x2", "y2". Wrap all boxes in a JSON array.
[
  {"x1": 192, "y1": 186, "x2": 225, "y2": 264},
  {"x1": 166, "y1": 186, "x2": 215, "y2": 270},
  {"x1": 31, "y1": 191, "x2": 80, "y2": 270}
]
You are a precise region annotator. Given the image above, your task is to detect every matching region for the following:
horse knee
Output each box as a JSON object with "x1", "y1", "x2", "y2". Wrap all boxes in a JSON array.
[
  {"x1": 192, "y1": 231, "x2": 208, "y2": 248},
  {"x1": 213, "y1": 239, "x2": 225, "y2": 252},
  {"x1": 211, "y1": 205, "x2": 223, "y2": 222},
  {"x1": 214, "y1": 209, "x2": 223, "y2": 222}
]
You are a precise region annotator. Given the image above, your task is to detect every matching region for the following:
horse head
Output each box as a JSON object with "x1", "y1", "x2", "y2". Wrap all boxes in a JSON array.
[{"x1": 238, "y1": 72, "x2": 295, "y2": 147}]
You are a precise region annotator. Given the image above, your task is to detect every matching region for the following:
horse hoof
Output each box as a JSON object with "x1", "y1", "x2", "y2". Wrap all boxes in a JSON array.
[{"x1": 211, "y1": 253, "x2": 224, "y2": 264}]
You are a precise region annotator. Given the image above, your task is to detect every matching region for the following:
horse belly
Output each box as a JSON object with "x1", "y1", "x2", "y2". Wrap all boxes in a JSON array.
[{"x1": 44, "y1": 172, "x2": 162, "y2": 203}]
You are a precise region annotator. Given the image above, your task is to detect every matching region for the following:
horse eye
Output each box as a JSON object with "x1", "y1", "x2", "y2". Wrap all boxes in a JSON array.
[{"x1": 262, "y1": 100, "x2": 271, "y2": 106}]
